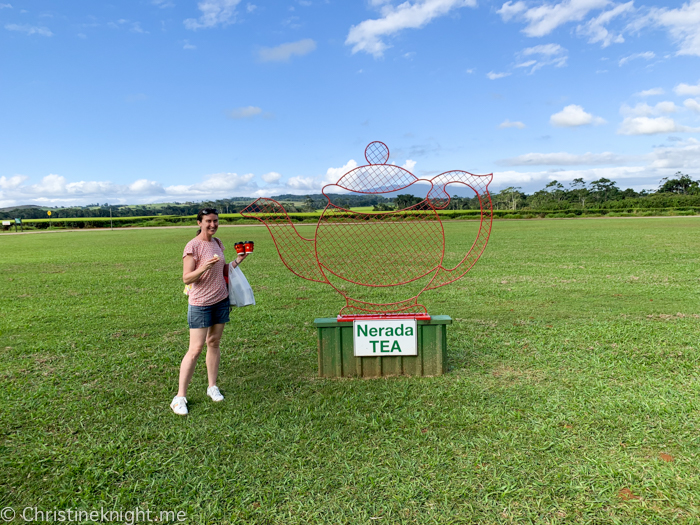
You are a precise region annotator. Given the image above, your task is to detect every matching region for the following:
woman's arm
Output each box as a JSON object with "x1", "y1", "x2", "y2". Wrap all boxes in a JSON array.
[
  {"x1": 223, "y1": 253, "x2": 247, "y2": 278},
  {"x1": 183, "y1": 254, "x2": 219, "y2": 284},
  {"x1": 229, "y1": 253, "x2": 247, "y2": 269}
]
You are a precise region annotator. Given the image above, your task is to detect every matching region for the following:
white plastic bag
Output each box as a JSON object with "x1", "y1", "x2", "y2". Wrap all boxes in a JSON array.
[{"x1": 227, "y1": 263, "x2": 255, "y2": 307}]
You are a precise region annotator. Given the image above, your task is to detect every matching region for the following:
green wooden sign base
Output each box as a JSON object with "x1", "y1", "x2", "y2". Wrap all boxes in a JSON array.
[{"x1": 313, "y1": 316, "x2": 452, "y2": 378}]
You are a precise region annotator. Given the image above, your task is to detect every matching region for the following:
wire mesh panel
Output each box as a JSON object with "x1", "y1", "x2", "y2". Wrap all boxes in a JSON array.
[
  {"x1": 241, "y1": 142, "x2": 494, "y2": 317},
  {"x1": 316, "y1": 205, "x2": 443, "y2": 287},
  {"x1": 240, "y1": 199, "x2": 326, "y2": 283}
]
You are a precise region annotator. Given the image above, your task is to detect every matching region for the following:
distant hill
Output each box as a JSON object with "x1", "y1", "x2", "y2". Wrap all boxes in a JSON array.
[
  {"x1": 0, "y1": 204, "x2": 43, "y2": 212},
  {"x1": 0, "y1": 194, "x2": 398, "y2": 220}
]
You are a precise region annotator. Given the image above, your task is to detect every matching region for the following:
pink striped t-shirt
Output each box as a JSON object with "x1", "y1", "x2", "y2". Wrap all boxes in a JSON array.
[{"x1": 183, "y1": 238, "x2": 228, "y2": 306}]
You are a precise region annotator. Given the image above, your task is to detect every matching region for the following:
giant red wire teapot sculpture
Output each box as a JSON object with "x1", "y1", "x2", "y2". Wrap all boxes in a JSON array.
[{"x1": 241, "y1": 142, "x2": 493, "y2": 320}]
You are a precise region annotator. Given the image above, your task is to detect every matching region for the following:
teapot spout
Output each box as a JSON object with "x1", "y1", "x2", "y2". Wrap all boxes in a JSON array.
[
  {"x1": 425, "y1": 171, "x2": 494, "y2": 290},
  {"x1": 427, "y1": 170, "x2": 493, "y2": 209},
  {"x1": 241, "y1": 198, "x2": 326, "y2": 283}
]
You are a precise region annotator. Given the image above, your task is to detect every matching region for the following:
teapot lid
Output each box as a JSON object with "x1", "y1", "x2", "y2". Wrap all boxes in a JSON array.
[
  {"x1": 365, "y1": 141, "x2": 390, "y2": 165},
  {"x1": 332, "y1": 141, "x2": 417, "y2": 195}
]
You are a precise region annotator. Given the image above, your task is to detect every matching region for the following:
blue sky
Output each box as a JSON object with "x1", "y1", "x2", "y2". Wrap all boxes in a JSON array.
[{"x1": 1, "y1": 0, "x2": 699, "y2": 207}]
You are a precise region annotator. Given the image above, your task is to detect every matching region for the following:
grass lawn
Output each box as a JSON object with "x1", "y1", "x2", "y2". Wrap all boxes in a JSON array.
[{"x1": 1, "y1": 217, "x2": 699, "y2": 524}]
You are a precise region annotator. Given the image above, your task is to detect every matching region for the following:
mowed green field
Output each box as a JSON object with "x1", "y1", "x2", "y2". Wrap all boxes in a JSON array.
[{"x1": 1, "y1": 218, "x2": 699, "y2": 524}]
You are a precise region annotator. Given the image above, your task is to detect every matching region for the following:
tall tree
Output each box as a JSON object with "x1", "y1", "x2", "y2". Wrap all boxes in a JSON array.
[
  {"x1": 498, "y1": 187, "x2": 525, "y2": 210},
  {"x1": 395, "y1": 194, "x2": 422, "y2": 209},
  {"x1": 589, "y1": 178, "x2": 620, "y2": 202},
  {"x1": 570, "y1": 178, "x2": 589, "y2": 209},
  {"x1": 658, "y1": 172, "x2": 700, "y2": 195},
  {"x1": 302, "y1": 195, "x2": 316, "y2": 212},
  {"x1": 545, "y1": 180, "x2": 566, "y2": 201}
]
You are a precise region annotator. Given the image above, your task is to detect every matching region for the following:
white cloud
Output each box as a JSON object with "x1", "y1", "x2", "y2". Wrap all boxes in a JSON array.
[
  {"x1": 550, "y1": 104, "x2": 606, "y2": 127},
  {"x1": 183, "y1": 40, "x2": 196, "y2": 50},
  {"x1": 0, "y1": 174, "x2": 162, "y2": 204},
  {"x1": 0, "y1": 155, "x2": 418, "y2": 205},
  {"x1": 497, "y1": 0, "x2": 610, "y2": 37},
  {"x1": 261, "y1": 171, "x2": 282, "y2": 183},
  {"x1": 244, "y1": 159, "x2": 366, "y2": 197},
  {"x1": 152, "y1": 0, "x2": 174, "y2": 8},
  {"x1": 620, "y1": 101, "x2": 678, "y2": 117},
  {"x1": 165, "y1": 172, "x2": 256, "y2": 196},
  {"x1": 576, "y1": 1, "x2": 632, "y2": 46},
  {"x1": 674, "y1": 80, "x2": 700, "y2": 96},
  {"x1": 0, "y1": 171, "x2": 264, "y2": 207},
  {"x1": 617, "y1": 116, "x2": 700, "y2": 135},
  {"x1": 5, "y1": 139, "x2": 700, "y2": 208},
  {"x1": 402, "y1": 159, "x2": 417, "y2": 172},
  {"x1": 493, "y1": 166, "x2": 647, "y2": 188},
  {"x1": 618, "y1": 51, "x2": 654, "y2": 66},
  {"x1": 487, "y1": 71, "x2": 511, "y2": 79},
  {"x1": 285, "y1": 176, "x2": 317, "y2": 191},
  {"x1": 4, "y1": 23, "x2": 53, "y2": 36},
  {"x1": 0, "y1": 3, "x2": 12, "y2": 8},
  {"x1": 522, "y1": 43, "x2": 565, "y2": 56},
  {"x1": 635, "y1": 87, "x2": 665, "y2": 97},
  {"x1": 245, "y1": 159, "x2": 363, "y2": 197},
  {"x1": 323, "y1": 159, "x2": 359, "y2": 185},
  {"x1": 35, "y1": 174, "x2": 70, "y2": 194},
  {"x1": 184, "y1": 0, "x2": 242, "y2": 30},
  {"x1": 499, "y1": 119, "x2": 526, "y2": 129},
  {"x1": 684, "y1": 98, "x2": 700, "y2": 113},
  {"x1": 129, "y1": 179, "x2": 165, "y2": 194},
  {"x1": 645, "y1": 1, "x2": 700, "y2": 57},
  {"x1": 497, "y1": 0, "x2": 527, "y2": 21},
  {"x1": 130, "y1": 22, "x2": 148, "y2": 34},
  {"x1": 227, "y1": 106, "x2": 262, "y2": 119},
  {"x1": 257, "y1": 38, "x2": 316, "y2": 62},
  {"x1": 0, "y1": 174, "x2": 28, "y2": 189},
  {"x1": 652, "y1": 101, "x2": 677, "y2": 114},
  {"x1": 518, "y1": 43, "x2": 568, "y2": 72},
  {"x1": 498, "y1": 151, "x2": 629, "y2": 166},
  {"x1": 346, "y1": 0, "x2": 477, "y2": 58},
  {"x1": 647, "y1": 138, "x2": 700, "y2": 169},
  {"x1": 489, "y1": 138, "x2": 700, "y2": 190}
]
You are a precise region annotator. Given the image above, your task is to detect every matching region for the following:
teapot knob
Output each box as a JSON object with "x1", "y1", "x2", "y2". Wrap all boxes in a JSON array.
[{"x1": 365, "y1": 141, "x2": 389, "y2": 165}]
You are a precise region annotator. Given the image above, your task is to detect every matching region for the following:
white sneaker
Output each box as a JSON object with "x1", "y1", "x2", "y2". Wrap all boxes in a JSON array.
[
  {"x1": 170, "y1": 396, "x2": 188, "y2": 415},
  {"x1": 207, "y1": 386, "x2": 224, "y2": 402}
]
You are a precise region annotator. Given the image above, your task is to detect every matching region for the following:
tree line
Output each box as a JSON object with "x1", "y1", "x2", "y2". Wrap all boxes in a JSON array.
[
  {"x1": 1, "y1": 173, "x2": 697, "y2": 220},
  {"x1": 0, "y1": 194, "x2": 393, "y2": 220},
  {"x1": 0, "y1": 198, "x2": 251, "y2": 220},
  {"x1": 376, "y1": 172, "x2": 700, "y2": 211}
]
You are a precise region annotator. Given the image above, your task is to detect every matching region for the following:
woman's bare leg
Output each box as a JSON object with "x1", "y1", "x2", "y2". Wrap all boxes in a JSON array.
[
  {"x1": 205, "y1": 323, "x2": 225, "y2": 387},
  {"x1": 177, "y1": 327, "x2": 208, "y2": 397}
]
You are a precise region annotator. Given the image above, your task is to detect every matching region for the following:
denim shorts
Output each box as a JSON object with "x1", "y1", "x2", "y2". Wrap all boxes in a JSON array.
[{"x1": 187, "y1": 297, "x2": 230, "y2": 329}]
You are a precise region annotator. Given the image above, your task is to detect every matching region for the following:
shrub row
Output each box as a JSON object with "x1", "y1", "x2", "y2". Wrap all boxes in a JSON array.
[{"x1": 5, "y1": 206, "x2": 699, "y2": 232}]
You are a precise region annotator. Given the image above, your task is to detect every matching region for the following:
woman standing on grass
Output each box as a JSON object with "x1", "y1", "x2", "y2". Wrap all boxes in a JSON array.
[{"x1": 171, "y1": 208, "x2": 247, "y2": 416}]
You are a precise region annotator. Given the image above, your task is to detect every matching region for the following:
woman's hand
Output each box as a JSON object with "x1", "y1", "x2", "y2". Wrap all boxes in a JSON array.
[
  {"x1": 202, "y1": 255, "x2": 220, "y2": 270},
  {"x1": 230, "y1": 253, "x2": 247, "y2": 269},
  {"x1": 183, "y1": 254, "x2": 220, "y2": 284}
]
